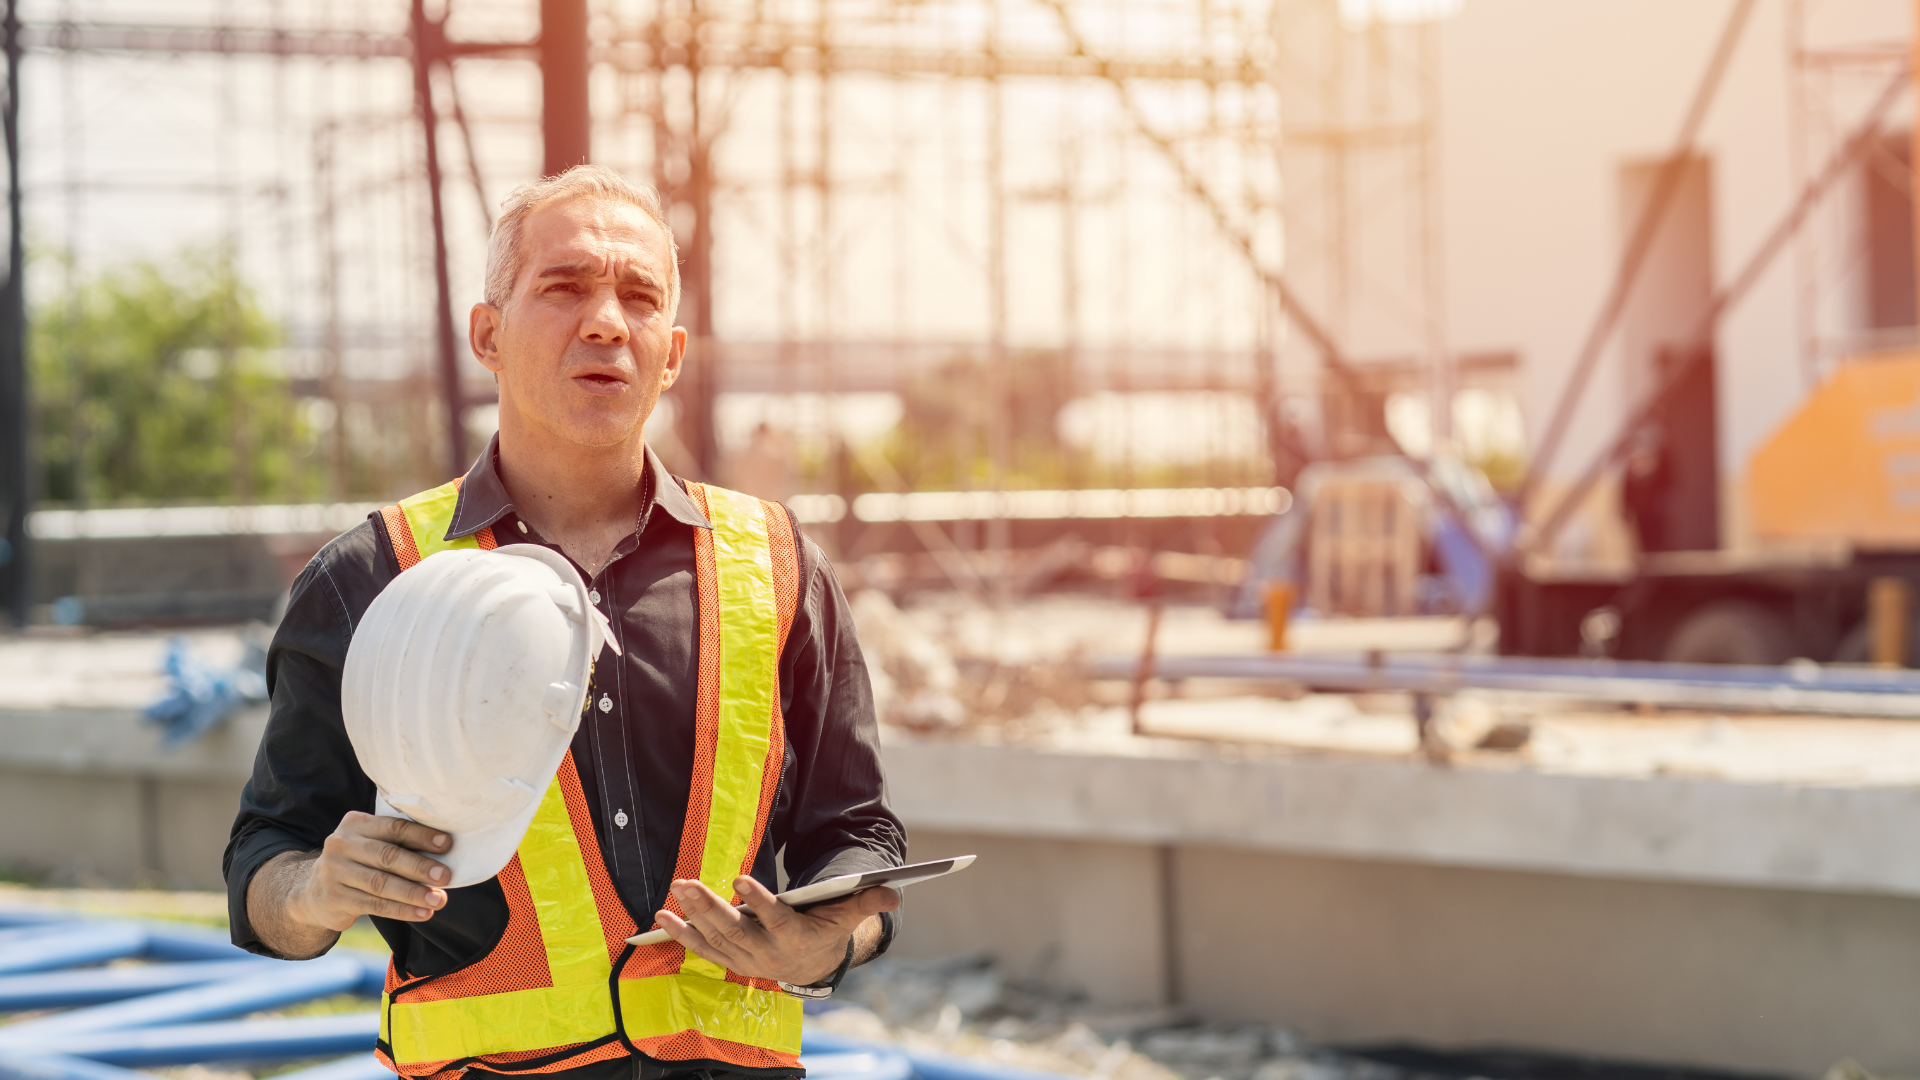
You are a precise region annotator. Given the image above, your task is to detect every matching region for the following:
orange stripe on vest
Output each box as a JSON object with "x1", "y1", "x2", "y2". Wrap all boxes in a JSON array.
[{"x1": 372, "y1": 477, "x2": 802, "y2": 1077}]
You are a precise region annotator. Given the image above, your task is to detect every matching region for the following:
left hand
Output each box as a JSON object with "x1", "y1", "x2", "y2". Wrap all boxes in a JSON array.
[{"x1": 656, "y1": 875, "x2": 900, "y2": 985}]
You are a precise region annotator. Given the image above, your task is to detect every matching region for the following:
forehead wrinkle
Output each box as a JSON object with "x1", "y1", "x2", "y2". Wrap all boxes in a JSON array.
[
  {"x1": 533, "y1": 259, "x2": 664, "y2": 288},
  {"x1": 520, "y1": 199, "x2": 676, "y2": 296},
  {"x1": 534, "y1": 260, "x2": 598, "y2": 279}
]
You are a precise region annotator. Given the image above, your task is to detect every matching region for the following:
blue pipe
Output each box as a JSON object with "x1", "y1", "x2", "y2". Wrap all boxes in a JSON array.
[
  {"x1": 803, "y1": 1050, "x2": 914, "y2": 1080},
  {"x1": 335, "y1": 949, "x2": 392, "y2": 998},
  {"x1": 35, "y1": 1013, "x2": 379, "y2": 1067},
  {"x1": 0, "y1": 960, "x2": 271, "y2": 1011},
  {"x1": 0, "y1": 926, "x2": 147, "y2": 976},
  {"x1": 0, "y1": 958, "x2": 365, "y2": 1040},
  {"x1": 0, "y1": 909, "x2": 76, "y2": 930},
  {"x1": 266, "y1": 1055, "x2": 396, "y2": 1080},
  {"x1": 0, "y1": 1050, "x2": 154, "y2": 1080},
  {"x1": 136, "y1": 925, "x2": 256, "y2": 964},
  {"x1": 0, "y1": 912, "x2": 384, "y2": 994},
  {"x1": 0, "y1": 912, "x2": 246, "y2": 965}
]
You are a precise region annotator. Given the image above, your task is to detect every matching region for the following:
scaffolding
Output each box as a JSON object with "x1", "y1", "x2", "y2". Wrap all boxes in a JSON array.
[
  {"x1": 0, "y1": 0, "x2": 1453, "y2": 614},
  {"x1": 1783, "y1": 0, "x2": 1914, "y2": 385}
]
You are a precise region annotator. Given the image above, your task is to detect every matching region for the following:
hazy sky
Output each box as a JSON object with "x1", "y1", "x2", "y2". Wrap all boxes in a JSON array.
[{"x1": 15, "y1": 0, "x2": 1913, "y2": 483}]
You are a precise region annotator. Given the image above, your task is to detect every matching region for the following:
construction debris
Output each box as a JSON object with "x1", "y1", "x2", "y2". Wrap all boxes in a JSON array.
[
  {"x1": 851, "y1": 590, "x2": 1093, "y2": 733},
  {"x1": 828, "y1": 955, "x2": 1400, "y2": 1080}
]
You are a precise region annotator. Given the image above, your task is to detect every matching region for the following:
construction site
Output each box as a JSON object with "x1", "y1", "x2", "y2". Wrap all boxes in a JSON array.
[{"x1": 4, "y1": 0, "x2": 1920, "y2": 1079}]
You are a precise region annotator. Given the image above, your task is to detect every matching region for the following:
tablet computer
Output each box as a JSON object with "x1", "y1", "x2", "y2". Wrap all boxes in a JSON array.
[{"x1": 624, "y1": 854, "x2": 975, "y2": 946}]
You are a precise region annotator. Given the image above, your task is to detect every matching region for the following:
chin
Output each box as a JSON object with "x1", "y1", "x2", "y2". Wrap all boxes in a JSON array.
[{"x1": 557, "y1": 412, "x2": 647, "y2": 449}]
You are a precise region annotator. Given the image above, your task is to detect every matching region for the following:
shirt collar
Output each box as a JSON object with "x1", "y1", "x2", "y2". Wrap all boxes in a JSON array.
[
  {"x1": 445, "y1": 433, "x2": 711, "y2": 541},
  {"x1": 649, "y1": 450, "x2": 713, "y2": 530}
]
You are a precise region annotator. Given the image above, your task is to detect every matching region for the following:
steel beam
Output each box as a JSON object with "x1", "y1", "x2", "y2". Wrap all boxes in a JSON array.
[
  {"x1": 16, "y1": 22, "x2": 1265, "y2": 85},
  {"x1": 541, "y1": 0, "x2": 590, "y2": 176}
]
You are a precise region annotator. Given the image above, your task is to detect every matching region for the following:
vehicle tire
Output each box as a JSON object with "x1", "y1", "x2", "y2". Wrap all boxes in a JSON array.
[
  {"x1": 1830, "y1": 617, "x2": 1920, "y2": 666},
  {"x1": 1661, "y1": 600, "x2": 1796, "y2": 666}
]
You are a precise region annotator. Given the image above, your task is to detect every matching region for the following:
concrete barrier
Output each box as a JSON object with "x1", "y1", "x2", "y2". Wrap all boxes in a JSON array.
[{"x1": 6, "y1": 704, "x2": 1920, "y2": 1074}]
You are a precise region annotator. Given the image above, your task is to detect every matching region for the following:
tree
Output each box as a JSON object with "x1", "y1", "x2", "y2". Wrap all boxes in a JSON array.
[{"x1": 32, "y1": 251, "x2": 310, "y2": 504}]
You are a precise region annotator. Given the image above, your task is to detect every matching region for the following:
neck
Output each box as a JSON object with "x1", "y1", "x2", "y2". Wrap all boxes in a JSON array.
[{"x1": 494, "y1": 415, "x2": 649, "y2": 541}]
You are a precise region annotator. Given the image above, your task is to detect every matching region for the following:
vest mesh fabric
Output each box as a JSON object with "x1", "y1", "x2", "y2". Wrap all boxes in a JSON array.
[{"x1": 373, "y1": 478, "x2": 804, "y2": 1078}]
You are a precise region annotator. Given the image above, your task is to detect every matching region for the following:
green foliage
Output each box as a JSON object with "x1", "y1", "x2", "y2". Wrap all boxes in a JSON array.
[{"x1": 32, "y1": 251, "x2": 312, "y2": 504}]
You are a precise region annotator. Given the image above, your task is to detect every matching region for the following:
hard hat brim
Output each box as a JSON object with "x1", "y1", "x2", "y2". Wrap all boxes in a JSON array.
[{"x1": 375, "y1": 788, "x2": 548, "y2": 890}]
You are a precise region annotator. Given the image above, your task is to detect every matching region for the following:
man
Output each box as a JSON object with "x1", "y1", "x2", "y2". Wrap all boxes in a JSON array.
[{"x1": 225, "y1": 164, "x2": 904, "y2": 1080}]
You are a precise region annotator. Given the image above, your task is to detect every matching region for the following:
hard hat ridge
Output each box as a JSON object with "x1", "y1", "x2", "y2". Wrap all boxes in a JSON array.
[{"x1": 342, "y1": 543, "x2": 617, "y2": 887}]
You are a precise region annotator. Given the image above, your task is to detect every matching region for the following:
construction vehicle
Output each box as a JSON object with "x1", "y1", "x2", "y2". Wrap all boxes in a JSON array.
[
  {"x1": 1493, "y1": 349, "x2": 1920, "y2": 666},
  {"x1": 1237, "y1": 354, "x2": 1920, "y2": 666},
  {"x1": 1239, "y1": 354, "x2": 1920, "y2": 665},
  {"x1": 1239, "y1": 3, "x2": 1920, "y2": 667}
]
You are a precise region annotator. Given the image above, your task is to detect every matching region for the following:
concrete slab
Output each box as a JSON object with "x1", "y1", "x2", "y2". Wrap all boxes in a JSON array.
[
  {"x1": 11, "y1": 625, "x2": 1920, "y2": 1071},
  {"x1": 882, "y1": 731, "x2": 1920, "y2": 900}
]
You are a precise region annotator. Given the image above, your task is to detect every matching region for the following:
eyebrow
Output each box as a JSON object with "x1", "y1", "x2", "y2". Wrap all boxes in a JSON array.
[{"x1": 534, "y1": 262, "x2": 663, "y2": 290}]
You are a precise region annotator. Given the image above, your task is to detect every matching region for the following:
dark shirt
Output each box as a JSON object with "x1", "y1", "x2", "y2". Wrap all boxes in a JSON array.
[{"x1": 224, "y1": 437, "x2": 905, "y2": 986}]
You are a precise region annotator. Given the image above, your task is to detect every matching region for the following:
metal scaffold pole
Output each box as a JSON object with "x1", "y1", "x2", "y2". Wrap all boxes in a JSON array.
[
  {"x1": 411, "y1": 0, "x2": 466, "y2": 479},
  {"x1": 1911, "y1": 0, "x2": 1920, "y2": 323},
  {"x1": 543, "y1": 0, "x2": 590, "y2": 177},
  {"x1": 0, "y1": 0, "x2": 25, "y2": 627}
]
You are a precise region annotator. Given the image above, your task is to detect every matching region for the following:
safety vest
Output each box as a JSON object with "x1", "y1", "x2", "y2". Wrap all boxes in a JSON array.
[{"x1": 369, "y1": 475, "x2": 804, "y2": 1080}]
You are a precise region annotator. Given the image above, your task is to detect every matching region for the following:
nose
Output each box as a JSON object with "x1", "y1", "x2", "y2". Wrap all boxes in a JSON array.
[{"x1": 580, "y1": 284, "x2": 628, "y2": 346}]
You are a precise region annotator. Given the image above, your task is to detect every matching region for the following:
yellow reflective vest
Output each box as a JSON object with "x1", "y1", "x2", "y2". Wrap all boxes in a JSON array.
[{"x1": 369, "y1": 477, "x2": 804, "y2": 1079}]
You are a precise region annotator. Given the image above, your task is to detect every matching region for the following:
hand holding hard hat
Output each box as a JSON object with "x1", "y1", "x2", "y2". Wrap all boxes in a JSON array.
[{"x1": 342, "y1": 544, "x2": 619, "y2": 889}]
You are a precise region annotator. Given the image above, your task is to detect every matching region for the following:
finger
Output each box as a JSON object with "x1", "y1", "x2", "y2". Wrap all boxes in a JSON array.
[
  {"x1": 345, "y1": 834, "x2": 451, "y2": 889},
  {"x1": 337, "y1": 848, "x2": 447, "y2": 910},
  {"x1": 656, "y1": 909, "x2": 746, "y2": 970},
  {"x1": 358, "y1": 812, "x2": 454, "y2": 856},
  {"x1": 856, "y1": 885, "x2": 902, "y2": 915},
  {"x1": 672, "y1": 881, "x2": 762, "y2": 950},
  {"x1": 803, "y1": 886, "x2": 899, "y2": 930},
  {"x1": 732, "y1": 876, "x2": 797, "y2": 933},
  {"x1": 337, "y1": 884, "x2": 438, "y2": 923}
]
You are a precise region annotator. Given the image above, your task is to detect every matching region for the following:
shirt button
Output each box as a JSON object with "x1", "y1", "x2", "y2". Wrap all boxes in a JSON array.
[
  {"x1": 614, "y1": 810, "x2": 629, "y2": 828},
  {"x1": 516, "y1": 520, "x2": 527, "y2": 533},
  {"x1": 598, "y1": 694, "x2": 613, "y2": 713},
  {"x1": 589, "y1": 589, "x2": 601, "y2": 605}
]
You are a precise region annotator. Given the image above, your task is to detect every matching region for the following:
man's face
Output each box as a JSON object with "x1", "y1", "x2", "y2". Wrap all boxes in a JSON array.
[{"x1": 471, "y1": 195, "x2": 685, "y2": 449}]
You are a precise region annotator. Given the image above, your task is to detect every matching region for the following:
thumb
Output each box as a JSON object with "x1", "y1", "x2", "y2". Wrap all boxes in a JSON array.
[{"x1": 853, "y1": 885, "x2": 901, "y2": 917}]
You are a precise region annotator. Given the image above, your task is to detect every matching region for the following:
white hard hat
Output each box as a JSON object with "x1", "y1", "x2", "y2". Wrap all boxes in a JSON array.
[{"x1": 341, "y1": 544, "x2": 619, "y2": 888}]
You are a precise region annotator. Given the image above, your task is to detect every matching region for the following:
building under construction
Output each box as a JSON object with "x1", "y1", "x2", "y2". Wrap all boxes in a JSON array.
[
  {"x1": 0, "y1": 0, "x2": 1469, "y2": 620},
  {"x1": 9, "y1": 2, "x2": 1920, "y2": 1075}
]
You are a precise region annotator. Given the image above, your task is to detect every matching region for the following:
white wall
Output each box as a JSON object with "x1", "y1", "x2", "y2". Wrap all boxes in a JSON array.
[{"x1": 1437, "y1": 0, "x2": 1913, "y2": 488}]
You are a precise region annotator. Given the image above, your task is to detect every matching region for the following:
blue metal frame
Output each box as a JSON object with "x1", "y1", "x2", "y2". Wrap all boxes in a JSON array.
[
  {"x1": 1089, "y1": 650, "x2": 1920, "y2": 717},
  {"x1": 0, "y1": 908, "x2": 1067, "y2": 1080}
]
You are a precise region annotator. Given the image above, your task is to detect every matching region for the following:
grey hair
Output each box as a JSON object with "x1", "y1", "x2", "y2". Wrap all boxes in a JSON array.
[{"x1": 482, "y1": 164, "x2": 680, "y2": 318}]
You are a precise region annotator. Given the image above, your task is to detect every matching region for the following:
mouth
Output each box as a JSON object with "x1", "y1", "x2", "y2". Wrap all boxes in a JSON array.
[{"x1": 572, "y1": 371, "x2": 630, "y2": 395}]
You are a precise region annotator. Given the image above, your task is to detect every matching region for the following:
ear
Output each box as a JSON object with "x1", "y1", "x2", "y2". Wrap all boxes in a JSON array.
[
  {"x1": 661, "y1": 326, "x2": 687, "y2": 390},
  {"x1": 471, "y1": 302, "x2": 505, "y2": 373}
]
